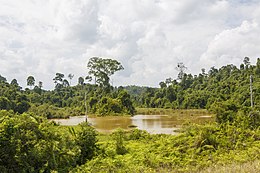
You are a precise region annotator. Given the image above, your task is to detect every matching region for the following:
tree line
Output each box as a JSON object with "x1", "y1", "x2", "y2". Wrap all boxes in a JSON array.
[
  {"x1": 127, "y1": 57, "x2": 260, "y2": 122},
  {"x1": 1, "y1": 57, "x2": 260, "y2": 121},
  {"x1": 0, "y1": 57, "x2": 135, "y2": 117}
]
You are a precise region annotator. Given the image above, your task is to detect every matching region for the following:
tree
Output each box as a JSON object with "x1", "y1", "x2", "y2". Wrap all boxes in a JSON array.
[
  {"x1": 10, "y1": 79, "x2": 19, "y2": 86},
  {"x1": 53, "y1": 73, "x2": 64, "y2": 89},
  {"x1": 27, "y1": 76, "x2": 35, "y2": 89},
  {"x1": 0, "y1": 75, "x2": 7, "y2": 83},
  {"x1": 208, "y1": 66, "x2": 218, "y2": 77},
  {"x1": 0, "y1": 111, "x2": 79, "y2": 172},
  {"x1": 38, "y1": 81, "x2": 43, "y2": 89},
  {"x1": 243, "y1": 57, "x2": 250, "y2": 69},
  {"x1": 159, "y1": 81, "x2": 167, "y2": 88},
  {"x1": 117, "y1": 90, "x2": 136, "y2": 115},
  {"x1": 85, "y1": 76, "x2": 92, "y2": 83},
  {"x1": 175, "y1": 62, "x2": 187, "y2": 80},
  {"x1": 255, "y1": 58, "x2": 260, "y2": 76},
  {"x1": 0, "y1": 97, "x2": 11, "y2": 110},
  {"x1": 165, "y1": 77, "x2": 173, "y2": 86},
  {"x1": 33, "y1": 81, "x2": 43, "y2": 95},
  {"x1": 87, "y1": 57, "x2": 124, "y2": 87},
  {"x1": 68, "y1": 74, "x2": 74, "y2": 86},
  {"x1": 63, "y1": 79, "x2": 70, "y2": 87},
  {"x1": 15, "y1": 100, "x2": 30, "y2": 114},
  {"x1": 201, "y1": 68, "x2": 206, "y2": 76},
  {"x1": 78, "y1": 77, "x2": 84, "y2": 85}
]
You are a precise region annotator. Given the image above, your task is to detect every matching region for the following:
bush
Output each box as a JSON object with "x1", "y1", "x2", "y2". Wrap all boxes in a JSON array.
[
  {"x1": 210, "y1": 101, "x2": 239, "y2": 123},
  {"x1": 112, "y1": 129, "x2": 127, "y2": 155},
  {"x1": 128, "y1": 129, "x2": 150, "y2": 140},
  {"x1": 76, "y1": 122, "x2": 98, "y2": 165},
  {"x1": 0, "y1": 111, "x2": 79, "y2": 172}
]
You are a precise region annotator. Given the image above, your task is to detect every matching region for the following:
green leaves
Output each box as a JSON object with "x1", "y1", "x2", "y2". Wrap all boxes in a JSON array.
[
  {"x1": 27, "y1": 76, "x2": 35, "y2": 89},
  {"x1": 87, "y1": 57, "x2": 124, "y2": 87},
  {"x1": 76, "y1": 122, "x2": 98, "y2": 164},
  {"x1": 0, "y1": 111, "x2": 100, "y2": 172}
]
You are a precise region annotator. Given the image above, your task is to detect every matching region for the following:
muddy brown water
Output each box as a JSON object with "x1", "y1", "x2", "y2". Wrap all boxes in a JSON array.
[{"x1": 52, "y1": 114, "x2": 213, "y2": 134}]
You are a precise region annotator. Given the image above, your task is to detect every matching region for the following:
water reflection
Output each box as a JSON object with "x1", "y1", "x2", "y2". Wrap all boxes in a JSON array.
[
  {"x1": 131, "y1": 115, "x2": 178, "y2": 134},
  {"x1": 52, "y1": 114, "x2": 213, "y2": 135},
  {"x1": 88, "y1": 116, "x2": 132, "y2": 133}
]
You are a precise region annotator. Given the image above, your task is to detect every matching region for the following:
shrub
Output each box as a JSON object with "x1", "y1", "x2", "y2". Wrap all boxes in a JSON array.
[{"x1": 112, "y1": 129, "x2": 127, "y2": 155}]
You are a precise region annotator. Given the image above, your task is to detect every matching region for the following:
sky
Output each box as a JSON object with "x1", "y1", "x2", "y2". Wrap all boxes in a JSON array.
[{"x1": 1, "y1": 0, "x2": 260, "y2": 89}]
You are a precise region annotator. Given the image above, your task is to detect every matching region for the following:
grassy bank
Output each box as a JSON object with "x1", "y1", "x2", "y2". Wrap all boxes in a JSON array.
[{"x1": 136, "y1": 108, "x2": 212, "y2": 116}]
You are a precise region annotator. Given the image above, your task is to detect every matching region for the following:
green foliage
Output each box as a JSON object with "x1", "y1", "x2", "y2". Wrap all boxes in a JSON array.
[
  {"x1": 112, "y1": 129, "x2": 127, "y2": 155},
  {"x1": 10, "y1": 79, "x2": 19, "y2": 87},
  {"x1": 78, "y1": 76, "x2": 84, "y2": 85},
  {"x1": 210, "y1": 100, "x2": 239, "y2": 123},
  {"x1": 72, "y1": 114, "x2": 260, "y2": 172},
  {"x1": 76, "y1": 122, "x2": 98, "y2": 164},
  {"x1": 53, "y1": 72, "x2": 70, "y2": 90},
  {"x1": 27, "y1": 75, "x2": 35, "y2": 89},
  {"x1": 0, "y1": 73, "x2": 135, "y2": 117},
  {"x1": 0, "y1": 97, "x2": 12, "y2": 110},
  {"x1": 87, "y1": 57, "x2": 124, "y2": 88},
  {"x1": 0, "y1": 81, "x2": 30, "y2": 113},
  {"x1": 128, "y1": 129, "x2": 150, "y2": 140},
  {"x1": 0, "y1": 110, "x2": 80, "y2": 172},
  {"x1": 129, "y1": 58, "x2": 260, "y2": 124},
  {"x1": 0, "y1": 75, "x2": 7, "y2": 83},
  {"x1": 28, "y1": 104, "x2": 74, "y2": 119},
  {"x1": 249, "y1": 111, "x2": 260, "y2": 128},
  {"x1": 1, "y1": 58, "x2": 260, "y2": 172},
  {"x1": 0, "y1": 110, "x2": 100, "y2": 172}
]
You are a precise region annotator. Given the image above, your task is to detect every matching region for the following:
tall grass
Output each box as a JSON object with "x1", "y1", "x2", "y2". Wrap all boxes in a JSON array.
[{"x1": 195, "y1": 160, "x2": 260, "y2": 173}]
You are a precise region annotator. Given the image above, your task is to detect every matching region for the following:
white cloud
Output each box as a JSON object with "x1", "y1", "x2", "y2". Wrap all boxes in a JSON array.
[
  {"x1": 200, "y1": 20, "x2": 260, "y2": 68},
  {"x1": 0, "y1": 0, "x2": 260, "y2": 89}
]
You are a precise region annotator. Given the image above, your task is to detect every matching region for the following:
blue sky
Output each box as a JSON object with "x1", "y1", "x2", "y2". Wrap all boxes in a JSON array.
[{"x1": 0, "y1": 0, "x2": 260, "y2": 89}]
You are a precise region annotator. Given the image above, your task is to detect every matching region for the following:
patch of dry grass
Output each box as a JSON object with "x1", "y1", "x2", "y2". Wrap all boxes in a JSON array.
[{"x1": 195, "y1": 160, "x2": 260, "y2": 173}]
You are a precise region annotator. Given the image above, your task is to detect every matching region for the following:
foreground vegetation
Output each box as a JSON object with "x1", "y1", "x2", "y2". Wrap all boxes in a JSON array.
[
  {"x1": 72, "y1": 113, "x2": 260, "y2": 172},
  {"x1": 0, "y1": 109, "x2": 259, "y2": 172},
  {"x1": 0, "y1": 57, "x2": 260, "y2": 172}
]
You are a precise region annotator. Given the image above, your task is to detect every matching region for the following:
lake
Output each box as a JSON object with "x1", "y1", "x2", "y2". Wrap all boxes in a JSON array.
[{"x1": 52, "y1": 114, "x2": 213, "y2": 134}]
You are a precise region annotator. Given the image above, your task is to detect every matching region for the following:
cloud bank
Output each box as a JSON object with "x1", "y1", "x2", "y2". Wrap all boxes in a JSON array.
[{"x1": 0, "y1": 0, "x2": 260, "y2": 89}]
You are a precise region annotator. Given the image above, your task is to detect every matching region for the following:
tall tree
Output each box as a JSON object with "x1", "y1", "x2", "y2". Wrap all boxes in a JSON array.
[
  {"x1": 63, "y1": 79, "x2": 70, "y2": 87},
  {"x1": 53, "y1": 73, "x2": 64, "y2": 89},
  {"x1": 27, "y1": 76, "x2": 35, "y2": 89},
  {"x1": 87, "y1": 57, "x2": 124, "y2": 87},
  {"x1": 243, "y1": 57, "x2": 250, "y2": 66},
  {"x1": 243, "y1": 57, "x2": 250, "y2": 69},
  {"x1": 78, "y1": 77, "x2": 84, "y2": 85},
  {"x1": 38, "y1": 81, "x2": 43, "y2": 89},
  {"x1": 176, "y1": 62, "x2": 187, "y2": 80},
  {"x1": 68, "y1": 74, "x2": 74, "y2": 86}
]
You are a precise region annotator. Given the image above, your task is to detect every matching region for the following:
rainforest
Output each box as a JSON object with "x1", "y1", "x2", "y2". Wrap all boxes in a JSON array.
[{"x1": 0, "y1": 57, "x2": 260, "y2": 172}]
